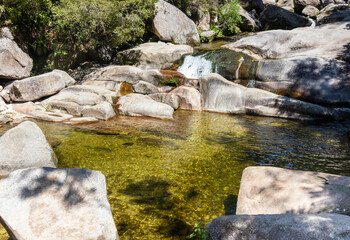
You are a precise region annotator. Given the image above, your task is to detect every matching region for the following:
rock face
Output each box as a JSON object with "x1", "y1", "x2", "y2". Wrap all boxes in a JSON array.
[
  {"x1": 259, "y1": 5, "x2": 311, "y2": 30},
  {"x1": 151, "y1": 0, "x2": 200, "y2": 45},
  {"x1": 84, "y1": 65, "x2": 163, "y2": 85},
  {"x1": 117, "y1": 93, "x2": 174, "y2": 119},
  {"x1": 0, "y1": 167, "x2": 118, "y2": 240},
  {"x1": 115, "y1": 42, "x2": 193, "y2": 69},
  {"x1": 237, "y1": 166, "x2": 350, "y2": 215},
  {"x1": 224, "y1": 22, "x2": 350, "y2": 61},
  {"x1": 170, "y1": 86, "x2": 201, "y2": 110},
  {"x1": 7, "y1": 70, "x2": 75, "y2": 102},
  {"x1": 0, "y1": 27, "x2": 33, "y2": 80},
  {"x1": 256, "y1": 57, "x2": 350, "y2": 107},
  {"x1": 207, "y1": 214, "x2": 350, "y2": 240},
  {"x1": 199, "y1": 73, "x2": 341, "y2": 121},
  {"x1": 0, "y1": 121, "x2": 57, "y2": 175}
]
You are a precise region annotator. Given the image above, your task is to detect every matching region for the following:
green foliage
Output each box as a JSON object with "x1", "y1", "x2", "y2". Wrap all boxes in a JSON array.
[
  {"x1": 219, "y1": 0, "x2": 242, "y2": 35},
  {"x1": 190, "y1": 221, "x2": 209, "y2": 240},
  {"x1": 52, "y1": 0, "x2": 156, "y2": 49},
  {"x1": 159, "y1": 77, "x2": 182, "y2": 87}
]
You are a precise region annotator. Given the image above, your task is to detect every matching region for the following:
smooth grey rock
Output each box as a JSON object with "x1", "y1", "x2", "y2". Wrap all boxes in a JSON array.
[
  {"x1": 8, "y1": 70, "x2": 75, "y2": 102},
  {"x1": 256, "y1": 57, "x2": 350, "y2": 107},
  {"x1": 133, "y1": 81, "x2": 160, "y2": 94},
  {"x1": 0, "y1": 167, "x2": 118, "y2": 240},
  {"x1": 224, "y1": 22, "x2": 350, "y2": 62},
  {"x1": 84, "y1": 65, "x2": 163, "y2": 86},
  {"x1": 199, "y1": 73, "x2": 341, "y2": 121},
  {"x1": 263, "y1": 0, "x2": 277, "y2": 6},
  {"x1": 151, "y1": 0, "x2": 200, "y2": 45},
  {"x1": 115, "y1": 42, "x2": 193, "y2": 70},
  {"x1": 302, "y1": 5, "x2": 320, "y2": 16},
  {"x1": 0, "y1": 121, "x2": 57, "y2": 175},
  {"x1": 259, "y1": 5, "x2": 311, "y2": 30},
  {"x1": 239, "y1": 0, "x2": 265, "y2": 13},
  {"x1": 0, "y1": 28, "x2": 33, "y2": 79},
  {"x1": 117, "y1": 93, "x2": 174, "y2": 119},
  {"x1": 207, "y1": 213, "x2": 350, "y2": 240},
  {"x1": 170, "y1": 86, "x2": 201, "y2": 110},
  {"x1": 83, "y1": 80, "x2": 121, "y2": 91},
  {"x1": 237, "y1": 166, "x2": 350, "y2": 215},
  {"x1": 66, "y1": 117, "x2": 99, "y2": 125},
  {"x1": 294, "y1": 0, "x2": 322, "y2": 12},
  {"x1": 277, "y1": 0, "x2": 295, "y2": 11},
  {"x1": 81, "y1": 102, "x2": 116, "y2": 120},
  {"x1": 200, "y1": 31, "x2": 217, "y2": 42},
  {"x1": 149, "y1": 93, "x2": 180, "y2": 109},
  {"x1": 198, "y1": 11, "x2": 210, "y2": 31}
]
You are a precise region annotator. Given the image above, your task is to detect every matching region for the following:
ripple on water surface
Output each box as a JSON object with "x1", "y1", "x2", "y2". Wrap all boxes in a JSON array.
[{"x1": 0, "y1": 111, "x2": 349, "y2": 239}]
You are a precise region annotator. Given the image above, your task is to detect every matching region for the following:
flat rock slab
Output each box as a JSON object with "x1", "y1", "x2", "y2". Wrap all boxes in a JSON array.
[
  {"x1": 116, "y1": 42, "x2": 193, "y2": 70},
  {"x1": 117, "y1": 93, "x2": 174, "y2": 119},
  {"x1": 0, "y1": 167, "x2": 118, "y2": 240},
  {"x1": 207, "y1": 213, "x2": 350, "y2": 240},
  {"x1": 237, "y1": 166, "x2": 350, "y2": 215},
  {"x1": 0, "y1": 121, "x2": 57, "y2": 175}
]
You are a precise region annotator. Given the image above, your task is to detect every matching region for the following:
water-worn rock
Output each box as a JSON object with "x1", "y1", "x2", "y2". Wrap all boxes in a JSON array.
[
  {"x1": 207, "y1": 214, "x2": 350, "y2": 240},
  {"x1": 0, "y1": 121, "x2": 57, "y2": 175},
  {"x1": 200, "y1": 31, "x2": 217, "y2": 42},
  {"x1": 149, "y1": 93, "x2": 180, "y2": 109},
  {"x1": 133, "y1": 81, "x2": 160, "y2": 94},
  {"x1": 66, "y1": 117, "x2": 99, "y2": 125},
  {"x1": 81, "y1": 102, "x2": 116, "y2": 120},
  {"x1": 197, "y1": 11, "x2": 210, "y2": 31},
  {"x1": 294, "y1": 0, "x2": 322, "y2": 12},
  {"x1": 117, "y1": 93, "x2": 174, "y2": 119},
  {"x1": 84, "y1": 65, "x2": 162, "y2": 85},
  {"x1": 0, "y1": 167, "x2": 118, "y2": 240},
  {"x1": 239, "y1": 0, "x2": 265, "y2": 13},
  {"x1": 256, "y1": 57, "x2": 350, "y2": 107},
  {"x1": 199, "y1": 73, "x2": 341, "y2": 121},
  {"x1": 239, "y1": 7, "x2": 262, "y2": 31},
  {"x1": 151, "y1": 0, "x2": 200, "y2": 45},
  {"x1": 237, "y1": 166, "x2": 350, "y2": 215},
  {"x1": 170, "y1": 86, "x2": 201, "y2": 110},
  {"x1": 115, "y1": 42, "x2": 193, "y2": 69},
  {"x1": 224, "y1": 22, "x2": 350, "y2": 61},
  {"x1": 317, "y1": 4, "x2": 350, "y2": 25},
  {"x1": 259, "y1": 5, "x2": 311, "y2": 30},
  {"x1": 263, "y1": 0, "x2": 277, "y2": 6},
  {"x1": 0, "y1": 28, "x2": 33, "y2": 80},
  {"x1": 302, "y1": 5, "x2": 320, "y2": 17},
  {"x1": 276, "y1": 0, "x2": 294, "y2": 11},
  {"x1": 8, "y1": 70, "x2": 75, "y2": 102}
]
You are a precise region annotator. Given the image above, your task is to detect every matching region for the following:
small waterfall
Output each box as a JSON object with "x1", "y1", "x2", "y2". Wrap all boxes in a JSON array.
[
  {"x1": 177, "y1": 53, "x2": 213, "y2": 79},
  {"x1": 309, "y1": 18, "x2": 316, "y2": 27}
]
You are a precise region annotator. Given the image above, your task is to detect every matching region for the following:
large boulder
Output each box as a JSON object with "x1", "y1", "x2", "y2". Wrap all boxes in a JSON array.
[
  {"x1": 317, "y1": 4, "x2": 350, "y2": 25},
  {"x1": 7, "y1": 70, "x2": 75, "y2": 102},
  {"x1": 238, "y1": 0, "x2": 265, "y2": 13},
  {"x1": 207, "y1": 214, "x2": 350, "y2": 240},
  {"x1": 83, "y1": 65, "x2": 163, "y2": 85},
  {"x1": 81, "y1": 102, "x2": 116, "y2": 120},
  {"x1": 294, "y1": 0, "x2": 322, "y2": 12},
  {"x1": 0, "y1": 167, "x2": 118, "y2": 240},
  {"x1": 224, "y1": 22, "x2": 350, "y2": 62},
  {"x1": 302, "y1": 5, "x2": 320, "y2": 17},
  {"x1": 151, "y1": 0, "x2": 200, "y2": 45},
  {"x1": 239, "y1": 7, "x2": 262, "y2": 32},
  {"x1": 133, "y1": 81, "x2": 160, "y2": 94},
  {"x1": 170, "y1": 86, "x2": 201, "y2": 110},
  {"x1": 0, "y1": 121, "x2": 57, "y2": 176},
  {"x1": 199, "y1": 73, "x2": 342, "y2": 121},
  {"x1": 117, "y1": 93, "x2": 174, "y2": 119},
  {"x1": 256, "y1": 57, "x2": 350, "y2": 107},
  {"x1": 149, "y1": 93, "x2": 180, "y2": 109},
  {"x1": 0, "y1": 27, "x2": 33, "y2": 80},
  {"x1": 259, "y1": 5, "x2": 311, "y2": 30},
  {"x1": 237, "y1": 166, "x2": 350, "y2": 215},
  {"x1": 115, "y1": 42, "x2": 193, "y2": 69}
]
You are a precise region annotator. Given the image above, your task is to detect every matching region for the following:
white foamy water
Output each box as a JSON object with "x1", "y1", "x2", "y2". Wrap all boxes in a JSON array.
[{"x1": 177, "y1": 53, "x2": 213, "y2": 79}]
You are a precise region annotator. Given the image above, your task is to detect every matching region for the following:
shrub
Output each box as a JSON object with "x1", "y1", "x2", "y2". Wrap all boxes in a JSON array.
[{"x1": 218, "y1": 0, "x2": 242, "y2": 35}]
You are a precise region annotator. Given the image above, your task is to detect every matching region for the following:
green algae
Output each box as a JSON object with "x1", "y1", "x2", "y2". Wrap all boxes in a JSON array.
[{"x1": 0, "y1": 111, "x2": 350, "y2": 240}]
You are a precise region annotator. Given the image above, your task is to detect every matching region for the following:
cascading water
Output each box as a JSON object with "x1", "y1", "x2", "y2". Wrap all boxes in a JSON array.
[{"x1": 177, "y1": 52, "x2": 213, "y2": 79}]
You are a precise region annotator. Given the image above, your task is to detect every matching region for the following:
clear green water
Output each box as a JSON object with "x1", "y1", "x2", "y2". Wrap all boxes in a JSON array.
[{"x1": 1, "y1": 111, "x2": 350, "y2": 239}]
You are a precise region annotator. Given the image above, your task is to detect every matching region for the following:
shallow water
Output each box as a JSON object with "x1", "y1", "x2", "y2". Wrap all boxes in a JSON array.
[{"x1": 0, "y1": 111, "x2": 350, "y2": 239}]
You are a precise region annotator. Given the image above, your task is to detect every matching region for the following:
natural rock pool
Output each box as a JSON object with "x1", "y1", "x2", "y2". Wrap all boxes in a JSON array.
[{"x1": 1, "y1": 111, "x2": 349, "y2": 239}]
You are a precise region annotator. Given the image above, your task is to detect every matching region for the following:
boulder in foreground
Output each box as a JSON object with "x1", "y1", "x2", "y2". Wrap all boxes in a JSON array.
[
  {"x1": 0, "y1": 121, "x2": 57, "y2": 176},
  {"x1": 0, "y1": 167, "x2": 118, "y2": 240}
]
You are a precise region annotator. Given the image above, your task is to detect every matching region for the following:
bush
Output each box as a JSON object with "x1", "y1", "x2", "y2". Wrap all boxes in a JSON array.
[{"x1": 218, "y1": 0, "x2": 242, "y2": 35}]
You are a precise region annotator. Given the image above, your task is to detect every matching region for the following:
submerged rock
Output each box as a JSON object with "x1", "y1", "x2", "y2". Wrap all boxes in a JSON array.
[
  {"x1": 199, "y1": 73, "x2": 341, "y2": 121},
  {"x1": 8, "y1": 70, "x2": 75, "y2": 102},
  {"x1": 117, "y1": 93, "x2": 174, "y2": 119},
  {"x1": 150, "y1": 0, "x2": 200, "y2": 45},
  {"x1": 237, "y1": 166, "x2": 350, "y2": 215},
  {"x1": 0, "y1": 27, "x2": 33, "y2": 80},
  {"x1": 207, "y1": 214, "x2": 350, "y2": 240},
  {"x1": 0, "y1": 121, "x2": 57, "y2": 175},
  {"x1": 115, "y1": 42, "x2": 193, "y2": 70},
  {"x1": 0, "y1": 167, "x2": 118, "y2": 240}
]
